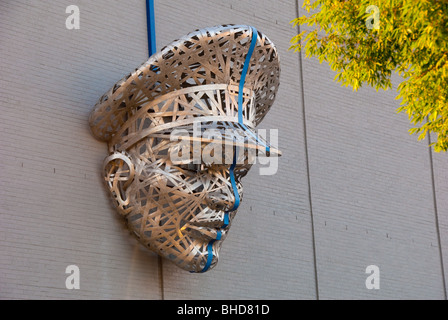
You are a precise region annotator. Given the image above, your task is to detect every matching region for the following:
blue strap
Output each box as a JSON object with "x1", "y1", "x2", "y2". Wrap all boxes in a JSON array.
[
  {"x1": 223, "y1": 212, "x2": 230, "y2": 228},
  {"x1": 237, "y1": 27, "x2": 270, "y2": 154},
  {"x1": 201, "y1": 230, "x2": 222, "y2": 273},
  {"x1": 238, "y1": 27, "x2": 258, "y2": 124},
  {"x1": 146, "y1": 0, "x2": 156, "y2": 56}
]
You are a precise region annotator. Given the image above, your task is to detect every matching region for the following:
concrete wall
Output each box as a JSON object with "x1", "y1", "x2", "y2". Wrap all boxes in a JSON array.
[{"x1": 0, "y1": 0, "x2": 446, "y2": 299}]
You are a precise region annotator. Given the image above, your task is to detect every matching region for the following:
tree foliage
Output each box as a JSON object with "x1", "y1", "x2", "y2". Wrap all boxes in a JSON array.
[{"x1": 290, "y1": 0, "x2": 448, "y2": 152}]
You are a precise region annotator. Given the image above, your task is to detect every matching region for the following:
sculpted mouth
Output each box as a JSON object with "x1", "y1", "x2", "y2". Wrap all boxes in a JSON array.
[
  {"x1": 180, "y1": 208, "x2": 231, "y2": 242},
  {"x1": 185, "y1": 225, "x2": 227, "y2": 241},
  {"x1": 166, "y1": 199, "x2": 234, "y2": 246}
]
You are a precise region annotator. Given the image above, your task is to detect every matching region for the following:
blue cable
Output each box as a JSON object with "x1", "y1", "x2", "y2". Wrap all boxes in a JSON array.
[
  {"x1": 146, "y1": 0, "x2": 156, "y2": 56},
  {"x1": 201, "y1": 231, "x2": 222, "y2": 273},
  {"x1": 238, "y1": 27, "x2": 258, "y2": 124},
  {"x1": 237, "y1": 27, "x2": 270, "y2": 154}
]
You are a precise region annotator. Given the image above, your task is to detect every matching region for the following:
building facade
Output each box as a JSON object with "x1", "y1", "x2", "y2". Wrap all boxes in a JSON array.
[{"x1": 1, "y1": 0, "x2": 447, "y2": 299}]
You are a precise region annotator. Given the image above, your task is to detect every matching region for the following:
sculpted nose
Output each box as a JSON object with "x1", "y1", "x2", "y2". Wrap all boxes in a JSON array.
[
  {"x1": 204, "y1": 179, "x2": 242, "y2": 212},
  {"x1": 205, "y1": 189, "x2": 235, "y2": 212}
]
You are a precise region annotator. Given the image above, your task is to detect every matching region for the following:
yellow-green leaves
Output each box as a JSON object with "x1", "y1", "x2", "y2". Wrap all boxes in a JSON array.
[{"x1": 290, "y1": 0, "x2": 448, "y2": 152}]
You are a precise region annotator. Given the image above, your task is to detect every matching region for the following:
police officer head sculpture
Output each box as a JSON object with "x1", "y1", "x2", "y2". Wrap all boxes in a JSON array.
[{"x1": 89, "y1": 25, "x2": 280, "y2": 272}]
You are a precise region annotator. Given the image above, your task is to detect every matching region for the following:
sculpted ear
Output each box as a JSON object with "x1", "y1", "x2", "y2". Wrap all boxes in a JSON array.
[{"x1": 103, "y1": 152, "x2": 135, "y2": 215}]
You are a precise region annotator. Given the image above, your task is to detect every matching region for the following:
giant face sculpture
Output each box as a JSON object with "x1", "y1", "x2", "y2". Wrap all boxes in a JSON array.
[{"x1": 89, "y1": 25, "x2": 280, "y2": 272}]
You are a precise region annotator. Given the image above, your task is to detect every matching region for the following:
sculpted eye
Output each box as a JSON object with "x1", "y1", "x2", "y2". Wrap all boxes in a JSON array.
[
  {"x1": 233, "y1": 165, "x2": 250, "y2": 180},
  {"x1": 176, "y1": 163, "x2": 206, "y2": 174}
]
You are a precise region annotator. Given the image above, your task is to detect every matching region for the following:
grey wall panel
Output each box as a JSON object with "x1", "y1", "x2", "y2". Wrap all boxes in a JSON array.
[
  {"x1": 301, "y1": 53, "x2": 445, "y2": 299},
  {"x1": 0, "y1": 0, "x2": 161, "y2": 299},
  {"x1": 432, "y1": 147, "x2": 448, "y2": 299}
]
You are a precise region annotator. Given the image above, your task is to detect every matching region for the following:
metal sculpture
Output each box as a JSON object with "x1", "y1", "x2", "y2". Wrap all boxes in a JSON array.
[{"x1": 89, "y1": 25, "x2": 280, "y2": 272}]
